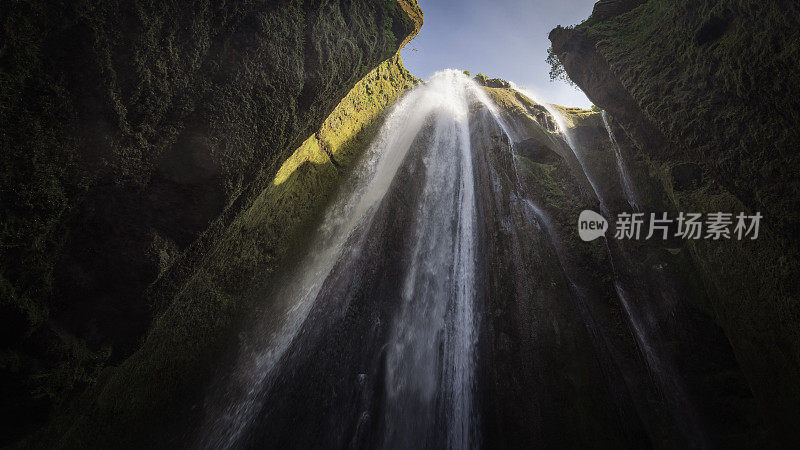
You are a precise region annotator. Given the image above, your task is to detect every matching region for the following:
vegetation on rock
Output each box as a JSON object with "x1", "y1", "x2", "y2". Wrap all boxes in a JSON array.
[
  {"x1": 0, "y1": 0, "x2": 421, "y2": 446},
  {"x1": 44, "y1": 53, "x2": 418, "y2": 450},
  {"x1": 550, "y1": 0, "x2": 800, "y2": 442}
]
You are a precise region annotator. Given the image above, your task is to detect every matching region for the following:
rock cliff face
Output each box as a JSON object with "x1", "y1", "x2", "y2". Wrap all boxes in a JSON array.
[
  {"x1": 476, "y1": 84, "x2": 763, "y2": 447},
  {"x1": 48, "y1": 55, "x2": 419, "y2": 450},
  {"x1": 0, "y1": 0, "x2": 421, "y2": 446},
  {"x1": 551, "y1": 0, "x2": 800, "y2": 442}
]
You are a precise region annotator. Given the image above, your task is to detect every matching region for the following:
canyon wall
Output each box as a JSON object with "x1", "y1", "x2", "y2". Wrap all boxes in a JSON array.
[
  {"x1": 550, "y1": 0, "x2": 800, "y2": 442},
  {"x1": 0, "y1": 0, "x2": 421, "y2": 446},
  {"x1": 475, "y1": 83, "x2": 764, "y2": 447}
]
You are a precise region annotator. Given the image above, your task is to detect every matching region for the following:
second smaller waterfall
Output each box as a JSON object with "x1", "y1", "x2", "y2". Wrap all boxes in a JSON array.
[{"x1": 602, "y1": 111, "x2": 642, "y2": 211}]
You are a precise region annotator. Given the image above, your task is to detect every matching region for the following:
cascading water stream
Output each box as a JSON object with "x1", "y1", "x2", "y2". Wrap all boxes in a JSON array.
[
  {"x1": 382, "y1": 71, "x2": 481, "y2": 450},
  {"x1": 193, "y1": 66, "x2": 718, "y2": 449},
  {"x1": 197, "y1": 71, "x2": 445, "y2": 450},
  {"x1": 479, "y1": 86, "x2": 631, "y2": 413},
  {"x1": 510, "y1": 82, "x2": 608, "y2": 212},
  {"x1": 198, "y1": 70, "x2": 490, "y2": 450},
  {"x1": 521, "y1": 198, "x2": 606, "y2": 345},
  {"x1": 602, "y1": 111, "x2": 642, "y2": 212},
  {"x1": 509, "y1": 83, "x2": 707, "y2": 447}
]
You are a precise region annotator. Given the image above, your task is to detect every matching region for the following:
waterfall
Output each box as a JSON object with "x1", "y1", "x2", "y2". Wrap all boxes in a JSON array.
[
  {"x1": 602, "y1": 111, "x2": 642, "y2": 211},
  {"x1": 198, "y1": 70, "x2": 488, "y2": 449},
  {"x1": 382, "y1": 70, "x2": 480, "y2": 449},
  {"x1": 197, "y1": 69, "x2": 442, "y2": 450},
  {"x1": 508, "y1": 83, "x2": 708, "y2": 447},
  {"x1": 509, "y1": 82, "x2": 607, "y2": 211}
]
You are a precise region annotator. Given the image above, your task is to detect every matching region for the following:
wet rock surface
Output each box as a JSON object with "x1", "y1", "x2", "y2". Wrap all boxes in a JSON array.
[
  {"x1": 671, "y1": 162, "x2": 703, "y2": 191},
  {"x1": 2, "y1": 1, "x2": 422, "y2": 446},
  {"x1": 550, "y1": 1, "x2": 800, "y2": 443},
  {"x1": 513, "y1": 138, "x2": 558, "y2": 163}
]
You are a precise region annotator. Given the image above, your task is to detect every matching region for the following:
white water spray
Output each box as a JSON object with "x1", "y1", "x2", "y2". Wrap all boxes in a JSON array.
[
  {"x1": 509, "y1": 82, "x2": 607, "y2": 211},
  {"x1": 602, "y1": 111, "x2": 642, "y2": 211},
  {"x1": 382, "y1": 70, "x2": 486, "y2": 450},
  {"x1": 199, "y1": 70, "x2": 488, "y2": 450},
  {"x1": 510, "y1": 82, "x2": 707, "y2": 447}
]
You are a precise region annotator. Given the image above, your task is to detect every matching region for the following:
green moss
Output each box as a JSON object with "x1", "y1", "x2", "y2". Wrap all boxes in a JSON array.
[
  {"x1": 395, "y1": 0, "x2": 424, "y2": 47},
  {"x1": 484, "y1": 87, "x2": 527, "y2": 114},
  {"x1": 1, "y1": 1, "x2": 421, "y2": 444},
  {"x1": 577, "y1": 0, "x2": 800, "y2": 239},
  {"x1": 37, "y1": 55, "x2": 418, "y2": 449},
  {"x1": 518, "y1": 157, "x2": 607, "y2": 265},
  {"x1": 483, "y1": 86, "x2": 564, "y2": 151},
  {"x1": 554, "y1": 105, "x2": 596, "y2": 127},
  {"x1": 640, "y1": 155, "x2": 800, "y2": 430},
  {"x1": 567, "y1": 1, "x2": 800, "y2": 433}
]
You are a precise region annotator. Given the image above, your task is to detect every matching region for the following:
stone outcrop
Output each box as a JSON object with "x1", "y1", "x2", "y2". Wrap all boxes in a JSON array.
[
  {"x1": 485, "y1": 78, "x2": 512, "y2": 89},
  {"x1": 548, "y1": 26, "x2": 666, "y2": 154},
  {"x1": 584, "y1": 0, "x2": 646, "y2": 25},
  {"x1": 38, "y1": 54, "x2": 420, "y2": 450},
  {"x1": 480, "y1": 86, "x2": 761, "y2": 447}
]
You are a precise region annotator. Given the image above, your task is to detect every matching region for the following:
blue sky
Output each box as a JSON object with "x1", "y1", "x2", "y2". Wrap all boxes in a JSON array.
[{"x1": 400, "y1": 0, "x2": 597, "y2": 107}]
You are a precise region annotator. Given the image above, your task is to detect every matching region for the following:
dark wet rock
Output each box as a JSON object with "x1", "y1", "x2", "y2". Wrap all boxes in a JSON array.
[
  {"x1": 528, "y1": 109, "x2": 557, "y2": 132},
  {"x1": 1, "y1": 0, "x2": 422, "y2": 447},
  {"x1": 548, "y1": 26, "x2": 668, "y2": 153},
  {"x1": 550, "y1": 2, "x2": 800, "y2": 442},
  {"x1": 671, "y1": 162, "x2": 703, "y2": 191},
  {"x1": 514, "y1": 138, "x2": 557, "y2": 163},
  {"x1": 485, "y1": 78, "x2": 511, "y2": 89},
  {"x1": 695, "y1": 14, "x2": 730, "y2": 45}
]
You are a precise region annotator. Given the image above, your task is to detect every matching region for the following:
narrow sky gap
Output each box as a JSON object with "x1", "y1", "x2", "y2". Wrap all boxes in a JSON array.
[{"x1": 401, "y1": 0, "x2": 597, "y2": 107}]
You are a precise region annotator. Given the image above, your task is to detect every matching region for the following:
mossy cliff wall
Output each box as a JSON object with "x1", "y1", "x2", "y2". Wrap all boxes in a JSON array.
[
  {"x1": 476, "y1": 84, "x2": 764, "y2": 446},
  {"x1": 0, "y1": 0, "x2": 421, "y2": 446},
  {"x1": 550, "y1": 0, "x2": 800, "y2": 441},
  {"x1": 44, "y1": 54, "x2": 418, "y2": 450}
]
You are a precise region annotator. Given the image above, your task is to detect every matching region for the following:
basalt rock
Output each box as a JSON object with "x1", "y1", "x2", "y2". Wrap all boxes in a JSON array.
[
  {"x1": 551, "y1": 0, "x2": 800, "y2": 442},
  {"x1": 0, "y1": 0, "x2": 421, "y2": 446},
  {"x1": 548, "y1": 26, "x2": 667, "y2": 154},
  {"x1": 585, "y1": 0, "x2": 647, "y2": 25},
  {"x1": 671, "y1": 162, "x2": 703, "y2": 191},
  {"x1": 485, "y1": 78, "x2": 512, "y2": 89},
  {"x1": 514, "y1": 138, "x2": 558, "y2": 163}
]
